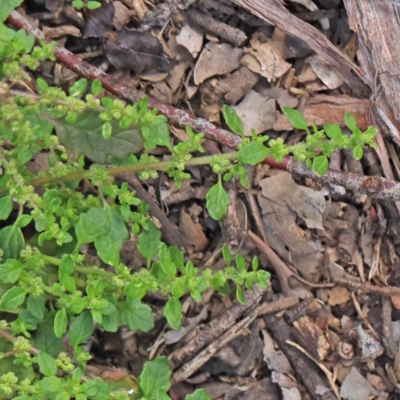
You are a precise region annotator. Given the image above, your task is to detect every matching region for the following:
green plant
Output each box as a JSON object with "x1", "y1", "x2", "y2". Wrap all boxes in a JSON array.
[
  {"x1": 0, "y1": 1, "x2": 378, "y2": 399},
  {"x1": 72, "y1": 0, "x2": 102, "y2": 10}
]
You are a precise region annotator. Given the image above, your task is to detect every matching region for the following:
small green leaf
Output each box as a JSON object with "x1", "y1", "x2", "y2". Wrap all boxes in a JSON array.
[
  {"x1": 164, "y1": 297, "x2": 182, "y2": 330},
  {"x1": 119, "y1": 299, "x2": 154, "y2": 332},
  {"x1": 87, "y1": 1, "x2": 102, "y2": 9},
  {"x1": 236, "y1": 286, "x2": 245, "y2": 304},
  {"x1": 142, "y1": 122, "x2": 170, "y2": 150},
  {"x1": 186, "y1": 389, "x2": 211, "y2": 400},
  {"x1": 55, "y1": 392, "x2": 71, "y2": 400},
  {"x1": 159, "y1": 243, "x2": 176, "y2": 276},
  {"x1": 54, "y1": 309, "x2": 68, "y2": 338},
  {"x1": 27, "y1": 294, "x2": 46, "y2": 320},
  {"x1": 344, "y1": 112, "x2": 357, "y2": 132},
  {"x1": 312, "y1": 155, "x2": 329, "y2": 176},
  {"x1": 125, "y1": 281, "x2": 147, "y2": 301},
  {"x1": 69, "y1": 78, "x2": 88, "y2": 97},
  {"x1": 75, "y1": 206, "x2": 129, "y2": 252},
  {"x1": 39, "y1": 376, "x2": 62, "y2": 392},
  {"x1": 0, "y1": 0, "x2": 24, "y2": 22},
  {"x1": 37, "y1": 350, "x2": 57, "y2": 377},
  {"x1": 252, "y1": 256, "x2": 259, "y2": 271},
  {"x1": 102, "y1": 122, "x2": 112, "y2": 140},
  {"x1": 222, "y1": 244, "x2": 231, "y2": 266},
  {"x1": 35, "y1": 312, "x2": 64, "y2": 357},
  {"x1": 238, "y1": 142, "x2": 268, "y2": 165},
  {"x1": 206, "y1": 182, "x2": 230, "y2": 221},
  {"x1": 0, "y1": 196, "x2": 12, "y2": 220},
  {"x1": 69, "y1": 311, "x2": 93, "y2": 346},
  {"x1": 36, "y1": 77, "x2": 49, "y2": 92},
  {"x1": 139, "y1": 357, "x2": 171, "y2": 397},
  {"x1": 323, "y1": 123, "x2": 343, "y2": 141},
  {"x1": 0, "y1": 286, "x2": 27, "y2": 310},
  {"x1": 0, "y1": 259, "x2": 24, "y2": 283},
  {"x1": 0, "y1": 225, "x2": 24, "y2": 261},
  {"x1": 222, "y1": 105, "x2": 244, "y2": 136},
  {"x1": 91, "y1": 79, "x2": 103, "y2": 96},
  {"x1": 72, "y1": 0, "x2": 84, "y2": 8},
  {"x1": 353, "y1": 145, "x2": 363, "y2": 161},
  {"x1": 137, "y1": 221, "x2": 161, "y2": 263},
  {"x1": 15, "y1": 214, "x2": 32, "y2": 228},
  {"x1": 95, "y1": 234, "x2": 120, "y2": 266},
  {"x1": 282, "y1": 107, "x2": 308, "y2": 130},
  {"x1": 236, "y1": 254, "x2": 245, "y2": 271}
]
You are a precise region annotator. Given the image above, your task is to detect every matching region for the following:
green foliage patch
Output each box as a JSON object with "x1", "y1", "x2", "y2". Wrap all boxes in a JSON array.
[{"x1": 0, "y1": 2, "x2": 378, "y2": 398}]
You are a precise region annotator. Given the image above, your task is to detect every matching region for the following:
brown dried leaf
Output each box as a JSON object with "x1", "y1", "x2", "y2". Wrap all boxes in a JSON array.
[
  {"x1": 232, "y1": 90, "x2": 277, "y2": 135},
  {"x1": 340, "y1": 367, "x2": 379, "y2": 400},
  {"x1": 257, "y1": 173, "x2": 326, "y2": 281},
  {"x1": 214, "y1": 66, "x2": 259, "y2": 105},
  {"x1": 113, "y1": 1, "x2": 135, "y2": 30},
  {"x1": 176, "y1": 24, "x2": 203, "y2": 58},
  {"x1": 194, "y1": 42, "x2": 243, "y2": 85},
  {"x1": 105, "y1": 28, "x2": 176, "y2": 75},
  {"x1": 83, "y1": 3, "x2": 115, "y2": 39},
  {"x1": 328, "y1": 286, "x2": 350, "y2": 307},
  {"x1": 245, "y1": 35, "x2": 292, "y2": 82},
  {"x1": 179, "y1": 209, "x2": 208, "y2": 252},
  {"x1": 307, "y1": 55, "x2": 345, "y2": 90}
]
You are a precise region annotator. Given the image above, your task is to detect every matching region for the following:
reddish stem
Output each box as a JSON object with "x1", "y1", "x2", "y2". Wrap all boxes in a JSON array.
[
  {"x1": 7, "y1": 10, "x2": 400, "y2": 201},
  {"x1": 8, "y1": 10, "x2": 241, "y2": 148}
]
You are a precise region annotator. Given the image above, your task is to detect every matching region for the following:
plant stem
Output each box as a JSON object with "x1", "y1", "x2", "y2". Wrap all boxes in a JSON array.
[{"x1": 30, "y1": 152, "x2": 238, "y2": 186}]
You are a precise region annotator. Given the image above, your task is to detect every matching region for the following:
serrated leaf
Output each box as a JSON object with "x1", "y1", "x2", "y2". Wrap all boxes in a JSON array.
[
  {"x1": 142, "y1": 123, "x2": 170, "y2": 150},
  {"x1": 37, "y1": 350, "x2": 57, "y2": 377},
  {"x1": 159, "y1": 243, "x2": 176, "y2": 276},
  {"x1": 27, "y1": 294, "x2": 46, "y2": 320},
  {"x1": 311, "y1": 155, "x2": 329, "y2": 176},
  {"x1": 119, "y1": 299, "x2": 154, "y2": 332},
  {"x1": 238, "y1": 142, "x2": 268, "y2": 165},
  {"x1": 35, "y1": 312, "x2": 64, "y2": 357},
  {"x1": 282, "y1": 107, "x2": 308, "y2": 130},
  {"x1": 75, "y1": 205, "x2": 129, "y2": 253},
  {"x1": 39, "y1": 376, "x2": 62, "y2": 392},
  {"x1": 206, "y1": 182, "x2": 230, "y2": 221},
  {"x1": 139, "y1": 357, "x2": 171, "y2": 398},
  {"x1": 69, "y1": 311, "x2": 93, "y2": 346},
  {"x1": 0, "y1": 195, "x2": 12, "y2": 220},
  {"x1": 137, "y1": 221, "x2": 161, "y2": 263},
  {"x1": 42, "y1": 110, "x2": 143, "y2": 164},
  {"x1": 323, "y1": 123, "x2": 342, "y2": 141},
  {"x1": 222, "y1": 105, "x2": 244, "y2": 136},
  {"x1": 0, "y1": 286, "x2": 26, "y2": 310},
  {"x1": 164, "y1": 297, "x2": 182, "y2": 330},
  {"x1": 353, "y1": 145, "x2": 363, "y2": 161},
  {"x1": 0, "y1": 224, "x2": 24, "y2": 261},
  {"x1": 0, "y1": 259, "x2": 24, "y2": 283},
  {"x1": 95, "y1": 234, "x2": 120, "y2": 266}
]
